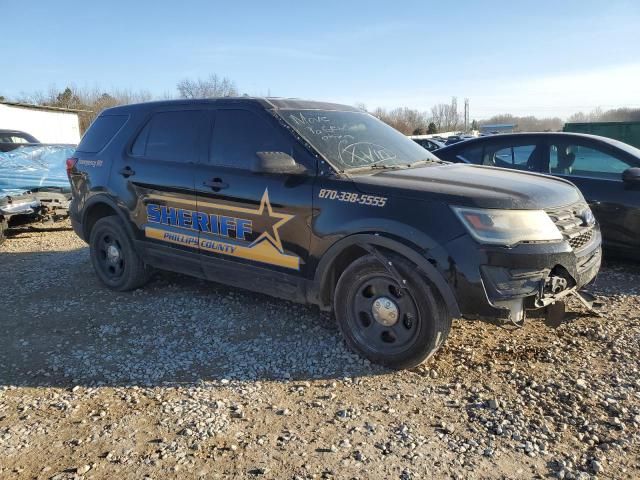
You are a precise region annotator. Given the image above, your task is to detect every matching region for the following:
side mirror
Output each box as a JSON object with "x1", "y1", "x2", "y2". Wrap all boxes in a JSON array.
[
  {"x1": 252, "y1": 151, "x2": 307, "y2": 175},
  {"x1": 622, "y1": 167, "x2": 640, "y2": 186}
]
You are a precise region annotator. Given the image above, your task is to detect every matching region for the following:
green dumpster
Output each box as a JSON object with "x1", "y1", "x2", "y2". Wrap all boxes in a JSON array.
[{"x1": 563, "y1": 121, "x2": 640, "y2": 149}]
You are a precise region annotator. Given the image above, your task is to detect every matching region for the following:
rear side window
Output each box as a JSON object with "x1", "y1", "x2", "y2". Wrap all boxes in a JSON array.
[
  {"x1": 492, "y1": 144, "x2": 538, "y2": 169},
  {"x1": 77, "y1": 115, "x2": 128, "y2": 152},
  {"x1": 131, "y1": 110, "x2": 207, "y2": 163},
  {"x1": 210, "y1": 109, "x2": 290, "y2": 169}
]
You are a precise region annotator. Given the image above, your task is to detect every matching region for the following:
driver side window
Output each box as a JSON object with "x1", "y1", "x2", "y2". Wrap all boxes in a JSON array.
[
  {"x1": 549, "y1": 143, "x2": 632, "y2": 180},
  {"x1": 210, "y1": 109, "x2": 292, "y2": 169}
]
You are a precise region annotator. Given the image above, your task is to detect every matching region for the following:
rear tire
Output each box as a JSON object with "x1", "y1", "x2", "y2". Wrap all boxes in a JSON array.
[
  {"x1": 89, "y1": 216, "x2": 151, "y2": 291},
  {"x1": 334, "y1": 253, "x2": 451, "y2": 369},
  {"x1": 0, "y1": 218, "x2": 7, "y2": 245}
]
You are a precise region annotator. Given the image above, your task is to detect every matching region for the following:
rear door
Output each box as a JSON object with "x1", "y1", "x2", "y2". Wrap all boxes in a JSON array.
[
  {"x1": 194, "y1": 106, "x2": 315, "y2": 291},
  {"x1": 444, "y1": 138, "x2": 545, "y2": 171},
  {"x1": 542, "y1": 138, "x2": 640, "y2": 252},
  {"x1": 112, "y1": 107, "x2": 209, "y2": 269}
]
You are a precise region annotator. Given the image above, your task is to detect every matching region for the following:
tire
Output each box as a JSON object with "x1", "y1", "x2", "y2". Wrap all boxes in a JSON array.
[
  {"x1": 0, "y1": 218, "x2": 7, "y2": 245},
  {"x1": 334, "y1": 253, "x2": 451, "y2": 369},
  {"x1": 89, "y1": 216, "x2": 151, "y2": 291}
]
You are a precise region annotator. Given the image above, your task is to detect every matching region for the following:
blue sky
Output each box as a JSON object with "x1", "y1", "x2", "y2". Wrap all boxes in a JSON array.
[{"x1": 4, "y1": 0, "x2": 640, "y2": 119}]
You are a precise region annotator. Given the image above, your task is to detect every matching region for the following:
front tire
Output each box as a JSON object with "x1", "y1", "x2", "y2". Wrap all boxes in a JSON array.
[
  {"x1": 334, "y1": 254, "x2": 451, "y2": 369},
  {"x1": 89, "y1": 216, "x2": 151, "y2": 291}
]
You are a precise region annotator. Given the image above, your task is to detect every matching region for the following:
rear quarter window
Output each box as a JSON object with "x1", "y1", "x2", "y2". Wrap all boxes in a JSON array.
[{"x1": 77, "y1": 115, "x2": 128, "y2": 153}]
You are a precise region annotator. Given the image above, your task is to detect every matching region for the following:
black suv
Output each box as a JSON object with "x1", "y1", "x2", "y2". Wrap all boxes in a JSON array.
[{"x1": 68, "y1": 98, "x2": 602, "y2": 369}]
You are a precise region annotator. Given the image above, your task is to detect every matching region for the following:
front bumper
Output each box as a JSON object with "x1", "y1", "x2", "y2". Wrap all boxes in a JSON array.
[
  {"x1": 0, "y1": 193, "x2": 40, "y2": 218},
  {"x1": 442, "y1": 226, "x2": 602, "y2": 321}
]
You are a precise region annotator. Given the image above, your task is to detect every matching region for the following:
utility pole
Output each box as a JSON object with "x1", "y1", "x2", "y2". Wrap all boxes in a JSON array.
[{"x1": 464, "y1": 98, "x2": 470, "y2": 132}]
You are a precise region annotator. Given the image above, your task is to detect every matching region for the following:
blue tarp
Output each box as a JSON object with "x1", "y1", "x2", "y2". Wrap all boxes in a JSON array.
[{"x1": 0, "y1": 145, "x2": 75, "y2": 196}]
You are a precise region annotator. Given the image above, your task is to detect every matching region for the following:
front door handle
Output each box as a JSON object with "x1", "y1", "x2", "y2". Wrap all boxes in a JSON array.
[
  {"x1": 118, "y1": 166, "x2": 135, "y2": 177},
  {"x1": 203, "y1": 178, "x2": 229, "y2": 191}
]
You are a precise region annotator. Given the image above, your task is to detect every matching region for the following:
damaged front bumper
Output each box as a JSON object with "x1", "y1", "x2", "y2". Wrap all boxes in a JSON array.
[
  {"x1": 0, "y1": 194, "x2": 41, "y2": 216},
  {"x1": 0, "y1": 189, "x2": 71, "y2": 227},
  {"x1": 486, "y1": 246, "x2": 601, "y2": 324},
  {"x1": 445, "y1": 225, "x2": 602, "y2": 324}
]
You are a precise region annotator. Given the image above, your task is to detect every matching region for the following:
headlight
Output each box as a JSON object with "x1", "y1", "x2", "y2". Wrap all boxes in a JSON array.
[{"x1": 452, "y1": 206, "x2": 562, "y2": 246}]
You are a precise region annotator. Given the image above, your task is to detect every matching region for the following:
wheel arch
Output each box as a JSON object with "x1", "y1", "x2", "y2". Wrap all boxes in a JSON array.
[
  {"x1": 311, "y1": 233, "x2": 460, "y2": 317},
  {"x1": 82, "y1": 195, "x2": 137, "y2": 245}
]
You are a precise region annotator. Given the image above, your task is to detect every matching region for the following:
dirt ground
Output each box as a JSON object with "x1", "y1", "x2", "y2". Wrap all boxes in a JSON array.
[{"x1": 0, "y1": 221, "x2": 639, "y2": 479}]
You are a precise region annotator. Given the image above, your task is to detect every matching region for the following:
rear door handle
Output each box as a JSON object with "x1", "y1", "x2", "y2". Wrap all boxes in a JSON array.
[
  {"x1": 203, "y1": 178, "x2": 229, "y2": 191},
  {"x1": 118, "y1": 166, "x2": 135, "y2": 177}
]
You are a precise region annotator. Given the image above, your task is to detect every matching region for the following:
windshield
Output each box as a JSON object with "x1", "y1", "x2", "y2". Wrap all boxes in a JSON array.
[{"x1": 279, "y1": 109, "x2": 439, "y2": 171}]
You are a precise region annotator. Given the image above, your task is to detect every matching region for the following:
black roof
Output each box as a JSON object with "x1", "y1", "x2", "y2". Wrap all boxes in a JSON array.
[
  {"x1": 103, "y1": 97, "x2": 361, "y2": 115},
  {"x1": 0, "y1": 129, "x2": 34, "y2": 135},
  {"x1": 436, "y1": 132, "x2": 640, "y2": 158},
  {"x1": 0, "y1": 129, "x2": 39, "y2": 143}
]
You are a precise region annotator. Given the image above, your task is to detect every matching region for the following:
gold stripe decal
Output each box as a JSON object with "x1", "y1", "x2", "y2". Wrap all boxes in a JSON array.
[
  {"x1": 144, "y1": 189, "x2": 300, "y2": 270},
  {"x1": 145, "y1": 226, "x2": 300, "y2": 270}
]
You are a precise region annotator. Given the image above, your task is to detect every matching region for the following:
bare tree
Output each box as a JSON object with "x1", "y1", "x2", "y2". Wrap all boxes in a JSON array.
[
  {"x1": 430, "y1": 97, "x2": 460, "y2": 132},
  {"x1": 568, "y1": 107, "x2": 640, "y2": 123},
  {"x1": 370, "y1": 107, "x2": 428, "y2": 135},
  {"x1": 16, "y1": 85, "x2": 154, "y2": 133},
  {"x1": 176, "y1": 74, "x2": 238, "y2": 99},
  {"x1": 479, "y1": 114, "x2": 563, "y2": 132}
]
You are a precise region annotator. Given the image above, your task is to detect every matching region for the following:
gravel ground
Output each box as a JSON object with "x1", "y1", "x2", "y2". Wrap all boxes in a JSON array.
[{"x1": 0, "y1": 220, "x2": 639, "y2": 479}]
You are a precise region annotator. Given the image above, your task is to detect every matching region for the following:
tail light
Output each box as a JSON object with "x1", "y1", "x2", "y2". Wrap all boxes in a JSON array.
[{"x1": 66, "y1": 157, "x2": 78, "y2": 177}]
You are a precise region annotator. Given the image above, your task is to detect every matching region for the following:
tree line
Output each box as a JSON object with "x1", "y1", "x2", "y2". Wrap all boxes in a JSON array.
[
  {"x1": 365, "y1": 97, "x2": 464, "y2": 135},
  {"x1": 6, "y1": 74, "x2": 238, "y2": 133},
  {"x1": 2, "y1": 74, "x2": 639, "y2": 135},
  {"x1": 364, "y1": 104, "x2": 640, "y2": 135}
]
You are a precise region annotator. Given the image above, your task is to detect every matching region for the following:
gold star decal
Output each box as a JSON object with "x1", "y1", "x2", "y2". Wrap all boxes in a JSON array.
[{"x1": 249, "y1": 189, "x2": 294, "y2": 253}]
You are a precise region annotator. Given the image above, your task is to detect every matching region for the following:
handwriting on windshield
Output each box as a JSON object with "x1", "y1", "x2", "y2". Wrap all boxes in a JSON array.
[
  {"x1": 288, "y1": 112, "x2": 398, "y2": 166},
  {"x1": 289, "y1": 112, "x2": 354, "y2": 141},
  {"x1": 339, "y1": 141, "x2": 397, "y2": 166}
]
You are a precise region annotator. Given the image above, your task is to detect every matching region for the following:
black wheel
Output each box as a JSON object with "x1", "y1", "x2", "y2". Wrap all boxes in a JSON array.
[
  {"x1": 0, "y1": 218, "x2": 6, "y2": 245},
  {"x1": 334, "y1": 254, "x2": 451, "y2": 369},
  {"x1": 89, "y1": 216, "x2": 151, "y2": 291}
]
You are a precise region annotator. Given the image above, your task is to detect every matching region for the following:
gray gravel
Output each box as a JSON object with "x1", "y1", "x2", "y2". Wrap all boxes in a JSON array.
[{"x1": 0, "y1": 221, "x2": 639, "y2": 479}]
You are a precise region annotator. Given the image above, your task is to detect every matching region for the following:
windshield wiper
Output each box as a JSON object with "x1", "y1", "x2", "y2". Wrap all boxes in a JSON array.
[
  {"x1": 345, "y1": 163, "x2": 407, "y2": 174},
  {"x1": 406, "y1": 158, "x2": 448, "y2": 168}
]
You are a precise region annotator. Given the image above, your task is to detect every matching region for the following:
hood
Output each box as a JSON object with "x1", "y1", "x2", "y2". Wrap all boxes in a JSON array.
[{"x1": 351, "y1": 163, "x2": 582, "y2": 209}]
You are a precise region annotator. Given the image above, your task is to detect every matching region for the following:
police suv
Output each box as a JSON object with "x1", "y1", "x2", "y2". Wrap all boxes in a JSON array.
[{"x1": 67, "y1": 99, "x2": 602, "y2": 369}]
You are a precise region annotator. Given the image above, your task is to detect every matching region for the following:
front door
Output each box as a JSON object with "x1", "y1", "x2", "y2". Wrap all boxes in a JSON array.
[{"x1": 194, "y1": 107, "x2": 316, "y2": 292}]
